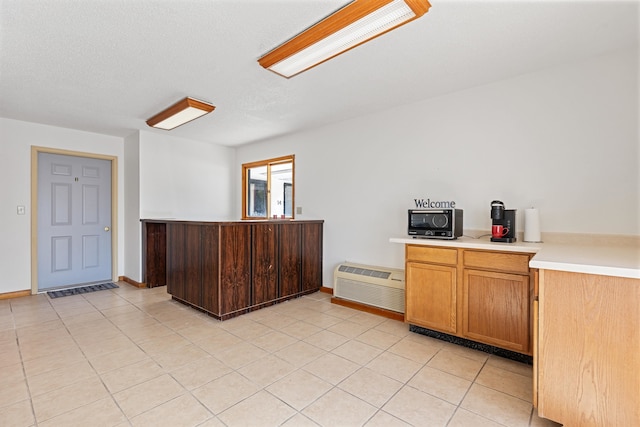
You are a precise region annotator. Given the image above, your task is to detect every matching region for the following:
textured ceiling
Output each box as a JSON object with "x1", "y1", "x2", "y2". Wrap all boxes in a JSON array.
[{"x1": 1, "y1": 0, "x2": 638, "y2": 146}]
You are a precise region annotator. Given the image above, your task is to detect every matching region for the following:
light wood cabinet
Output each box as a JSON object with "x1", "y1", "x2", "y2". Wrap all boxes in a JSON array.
[
  {"x1": 536, "y1": 269, "x2": 640, "y2": 426},
  {"x1": 463, "y1": 269, "x2": 530, "y2": 353},
  {"x1": 406, "y1": 262, "x2": 457, "y2": 334},
  {"x1": 404, "y1": 244, "x2": 533, "y2": 355}
]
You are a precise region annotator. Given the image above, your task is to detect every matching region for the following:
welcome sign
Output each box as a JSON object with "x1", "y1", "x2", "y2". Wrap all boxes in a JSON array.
[{"x1": 413, "y1": 198, "x2": 457, "y2": 208}]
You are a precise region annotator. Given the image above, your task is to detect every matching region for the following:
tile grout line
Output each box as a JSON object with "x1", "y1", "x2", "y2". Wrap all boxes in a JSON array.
[{"x1": 10, "y1": 297, "x2": 39, "y2": 427}]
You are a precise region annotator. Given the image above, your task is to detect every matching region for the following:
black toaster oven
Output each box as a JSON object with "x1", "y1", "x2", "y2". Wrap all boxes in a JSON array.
[{"x1": 408, "y1": 209, "x2": 463, "y2": 239}]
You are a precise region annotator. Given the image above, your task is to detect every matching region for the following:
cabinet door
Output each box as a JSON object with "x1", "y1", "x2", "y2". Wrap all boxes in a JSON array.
[
  {"x1": 166, "y1": 223, "x2": 186, "y2": 300},
  {"x1": 143, "y1": 222, "x2": 166, "y2": 288},
  {"x1": 166, "y1": 223, "x2": 208, "y2": 307},
  {"x1": 463, "y1": 269, "x2": 530, "y2": 353},
  {"x1": 252, "y1": 224, "x2": 278, "y2": 305},
  {"x1": 201, "y1": 225, "x2": 220, "y2": 314},
  {"x1": 183, "y1": 224, "x2": 203, "y2": 306},
  {"x1": 406, "y1": 262, "x2": 457, "y2": 334},
  {"x1": 219, "y1": 224, "x2": 251, "y2": 315},
  {"x1": 279, "y1": 223, "x2": 302, "y2": 298},
  {"x1": 301, "y1": 222, "x2": 322, "y2": 293}
]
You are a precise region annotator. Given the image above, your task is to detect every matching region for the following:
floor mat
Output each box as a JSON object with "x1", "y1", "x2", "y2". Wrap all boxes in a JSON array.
[{"x1": 47, "y1": 282, "x2": 119, "y2": 299}]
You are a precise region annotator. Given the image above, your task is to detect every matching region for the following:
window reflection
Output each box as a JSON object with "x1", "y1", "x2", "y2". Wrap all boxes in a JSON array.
[
  {"x1": 247, "y1": 165, "x2": 267, "y2": 217},
  {"x1": 243, "y1": 156, "x2": 294, "y2": 219}
]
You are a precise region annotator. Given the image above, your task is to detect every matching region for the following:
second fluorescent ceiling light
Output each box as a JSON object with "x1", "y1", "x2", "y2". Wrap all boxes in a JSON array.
[
  {"x1": 258, "y1": 0, "x2": 432, "y2": 78},
  {"x1": 146, "y1": 97, "x2": 215, "y2": 130}
]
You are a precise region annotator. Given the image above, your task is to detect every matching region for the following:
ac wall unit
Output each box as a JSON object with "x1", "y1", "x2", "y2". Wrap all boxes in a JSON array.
[{"x1": 333, "y1": 262, "x2": 405, "y2": 313}]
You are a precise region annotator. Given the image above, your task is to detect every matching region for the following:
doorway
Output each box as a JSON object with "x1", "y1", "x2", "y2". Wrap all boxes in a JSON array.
[{"x1": 31, "y1": 147, "x2": 117, "y2": 293}]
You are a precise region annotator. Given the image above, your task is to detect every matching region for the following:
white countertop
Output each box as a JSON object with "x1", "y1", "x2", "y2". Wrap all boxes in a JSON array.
[{"x1": 390, "y1": 234, "x2": 640, "y2": 279}]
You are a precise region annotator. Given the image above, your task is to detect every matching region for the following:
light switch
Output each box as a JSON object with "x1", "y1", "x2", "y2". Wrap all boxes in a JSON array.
[
  {"x1": 296, "y1": 207, "x2": 302, "y2": 215},
  {"x1": 17, "y1": 206, "x2": 25, "y2": 215}
]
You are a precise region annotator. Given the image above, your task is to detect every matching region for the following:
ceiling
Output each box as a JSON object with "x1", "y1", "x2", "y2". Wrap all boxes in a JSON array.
[{"x1": 1, "y1": 0, "x2": 638, "y2": 147}]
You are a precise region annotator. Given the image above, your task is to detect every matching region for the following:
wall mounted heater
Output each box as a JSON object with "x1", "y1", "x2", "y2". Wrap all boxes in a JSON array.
[{"x1": 333, "y1": 262, "x2": 405, "y2": 313}]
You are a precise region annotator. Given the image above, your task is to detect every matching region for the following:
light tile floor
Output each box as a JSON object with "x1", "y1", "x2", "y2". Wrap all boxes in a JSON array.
[{"x1": 0, "y1": 283, "x2": 562, "y2": 427}]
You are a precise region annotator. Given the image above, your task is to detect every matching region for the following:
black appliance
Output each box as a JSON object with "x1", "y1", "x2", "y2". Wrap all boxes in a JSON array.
[
  {"x1": 490, "y1": 200, "x2": 517, "y2": 243},
  {"x1": 408, "y1": 209, "x2": 463, "y2": 239}
]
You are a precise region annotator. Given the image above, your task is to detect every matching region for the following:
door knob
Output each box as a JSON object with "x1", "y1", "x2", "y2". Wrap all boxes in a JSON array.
[{"x1": 104, "y1": 226, "x2": 110, "y2": 232}]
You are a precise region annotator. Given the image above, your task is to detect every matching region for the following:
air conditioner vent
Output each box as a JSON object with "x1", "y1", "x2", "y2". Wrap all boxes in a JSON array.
[
  {"x1": 337, "y1": 265, "x2": 391, "y2": 279},
  {"x1": 334, "y1": 262, "x2": 405, "y2": 313}
]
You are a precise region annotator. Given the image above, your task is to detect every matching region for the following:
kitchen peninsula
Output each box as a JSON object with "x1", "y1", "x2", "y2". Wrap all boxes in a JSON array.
[
  {"x1": 390, "y1": 234, "x2": 640, "y2": 427},
  {"x1": 142, "y1": 219, "x2": 323, "y2": 320}
]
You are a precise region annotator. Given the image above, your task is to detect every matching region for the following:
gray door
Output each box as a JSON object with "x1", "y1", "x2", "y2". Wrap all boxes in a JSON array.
[{"x1": 37, "y1": 152, "x2": 112, "y2": 290}]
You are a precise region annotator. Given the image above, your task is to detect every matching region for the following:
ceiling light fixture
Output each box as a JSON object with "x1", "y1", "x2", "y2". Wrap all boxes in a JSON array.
[
  {"x1": 146, "y1": 97, "x2": 215, "y2": 130},
  {"x1": 258, "y1": 0, "x2": 431, "y2": 78}
]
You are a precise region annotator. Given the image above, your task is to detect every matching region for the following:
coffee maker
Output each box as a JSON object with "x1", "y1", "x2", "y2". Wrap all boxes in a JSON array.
[{"x1": 490, "y1": 200, "x2": 517, "y2": 243}]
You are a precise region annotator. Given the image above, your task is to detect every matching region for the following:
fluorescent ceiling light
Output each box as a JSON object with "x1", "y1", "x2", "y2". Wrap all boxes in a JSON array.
[
  {"x1": 258, "y1": 0, "x2": 431, "y2": 78},
  {"x1": 146, "y1": 97, "x2": 215, "y2": 130}
]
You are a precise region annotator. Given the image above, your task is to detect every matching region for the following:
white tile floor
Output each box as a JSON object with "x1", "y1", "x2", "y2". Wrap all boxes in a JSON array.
[{"x1": 0, "y1": 283, "x2": 562, "y2": 426}]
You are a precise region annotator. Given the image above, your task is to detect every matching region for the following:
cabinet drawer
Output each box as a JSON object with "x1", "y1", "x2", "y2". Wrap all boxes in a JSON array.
[
  {"x1": 464, "y1": 250, "x2": 531, "y2": 274},
  {"x1": 407, "y1": 245, "x2": 457, "y2": 265}
]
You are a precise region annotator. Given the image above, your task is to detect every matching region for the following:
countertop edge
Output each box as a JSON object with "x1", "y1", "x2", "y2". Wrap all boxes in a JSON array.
[
  {"x1": 528, "y1": 259, "x2": 640, "y2": 279},
  {"x1": 141, "y1": 218, "x2": 325, "y2": 224},
  {"x1": 390, "y1": 236, "x2": 640, "y2": 280},
  {"x1": 389, "y1": 237, "x2": 543, "y2": 253}
]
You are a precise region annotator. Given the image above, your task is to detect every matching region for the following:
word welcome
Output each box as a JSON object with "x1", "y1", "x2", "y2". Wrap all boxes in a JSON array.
[{"x1": 414, "y1": 199, "x2": 456, "y2": 209}]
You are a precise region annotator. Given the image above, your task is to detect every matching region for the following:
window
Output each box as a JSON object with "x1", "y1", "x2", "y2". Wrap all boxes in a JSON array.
[{"x1": 242, "y1": 155, "x2": 294, "y2": 219}]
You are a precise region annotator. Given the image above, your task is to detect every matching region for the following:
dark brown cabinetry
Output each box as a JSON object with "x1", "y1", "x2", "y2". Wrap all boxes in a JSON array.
[
  {"x1": 252, "y1": 223, "x2": 278, "y2": 305},
  {"x1": 219, "y1": 224, "x2": 251, "y2": 316},
  {"x1": 142, "y1": 219, "x2": 323, "y2": 320},
  {"x1": 142, "y1": 221, "x2": 167, "y2": 288},
  {"x1": 301, "y1": 222, "x2": 323, "y2": 293},
  {"x1": 279, "y1": 223, "x2": 302, "y2": 298}
]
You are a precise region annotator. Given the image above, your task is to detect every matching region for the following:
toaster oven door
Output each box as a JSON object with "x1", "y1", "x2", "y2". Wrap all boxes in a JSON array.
[{"x1": 410, "y1": 210, "x2": 450, "y2": 230}]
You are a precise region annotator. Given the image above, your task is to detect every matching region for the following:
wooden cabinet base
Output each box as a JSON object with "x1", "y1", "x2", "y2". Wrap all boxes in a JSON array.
[
  {"x1": 173, "y1": 287, "x2": 320, "y2": 321},
  {"x1": 409, "y1": 324, "x2": 533, "y2": 365}
]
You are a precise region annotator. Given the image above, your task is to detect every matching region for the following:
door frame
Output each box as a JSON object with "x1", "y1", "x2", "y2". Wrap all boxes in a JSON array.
[{"x1": 30, "y1": 146, "x2": 118, "y2": 294}]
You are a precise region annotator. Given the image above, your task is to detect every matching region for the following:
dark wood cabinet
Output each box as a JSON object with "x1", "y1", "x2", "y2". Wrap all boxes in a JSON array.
[
  {"x1": 279, "y1": 223, "x2": 302, "y2": 298},
  {"x1": 166, "y1": 223, "x2": 186, "y2": 299},
  {"x1": 200, "y1": 225, "x2": 219, "y2": 314},
  {"x1": 219, "y1": 224, "x2": 251, "y2": 316},
  {"x1": 142, "y1": 219, "x2": 323, "y2": 320},
  {"x1": 142, "y1": 221, "x2": 167, "y2": 288},
  {"x1": 252, "y1": 223, "x2": 278, "y2": 305},
  {"x1": 166, "y1": 223, "x2": 206, "y2": 305},
  {"x1": 301, "y1": 222, "x2": 323, "y2": 293}
]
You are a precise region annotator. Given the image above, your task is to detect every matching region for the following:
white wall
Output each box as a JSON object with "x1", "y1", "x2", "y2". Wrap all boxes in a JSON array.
[
  {"x1": 117, "y1": 131, "x2": 235, "y2": 283},
  {"x1": 123, "y1": 132, "x2": 141, "y2": 282},
  {"x1": 235, "y1": 48, "x2": 639, "y2": 286},
  {"x1": 139, "y1": 130, "x2": 235, "y2": 221},
  {"x1": 0, "y1": 118, "x2": 125, "y2": 294}
]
